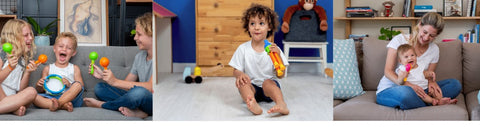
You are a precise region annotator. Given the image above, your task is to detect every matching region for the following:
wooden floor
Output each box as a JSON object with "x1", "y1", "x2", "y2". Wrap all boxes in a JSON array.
[{"x1": 153, "y1": 72, "x2": 332, "y2": 121}]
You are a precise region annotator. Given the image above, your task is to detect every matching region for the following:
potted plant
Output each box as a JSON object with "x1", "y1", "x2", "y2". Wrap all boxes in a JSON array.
[
  {"x1": 378, "y1": 27, "x2": 401, "y2": 41},
  {"x1": 26, "y1": 17, "x2": 59, "y2": 46}
]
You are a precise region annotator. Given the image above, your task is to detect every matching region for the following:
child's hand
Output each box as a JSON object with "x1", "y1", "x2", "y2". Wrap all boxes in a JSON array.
[
  {"x1": 89, "y1": 63, "x2": 103, "y2": 79},
  {"x1": 428, "y1": 82, "x2": 443, "y2": 98},
  {"x1": 36, "y1": 78, "x2": 45, "y2": 88},
  {"x1": 102, "y1": 69, "x2": 117, "y2": 85},
  {"x1": 62, "y1": 78, "x2": 71, "y2": 87},
  {"x1": 268, "y1": 43, "x2": 281, "y2": 53},
  {"x1": 235, "y1": 73, "x2": 251, "y2": 88},
  {"x1": 26, "y1": 60, "x2": 40, "y2": 72},
  {"x1": 424, "y1": 71, "x2": 436, "y2": 81},
  {"x1": 397, "y1": 70, "x2": 408, "y2": 84},
  {"x1": 6, "y1": 53, "x2": 18, "y2": 69}
]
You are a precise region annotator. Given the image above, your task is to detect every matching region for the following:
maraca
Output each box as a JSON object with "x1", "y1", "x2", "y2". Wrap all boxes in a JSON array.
[
  {"x1": 2, "y1": 42, "x2": 12, "y2": 54},
  {"x1": 403, "y1": 63, "x2": 411, "y2": 82},
  {"x1": 35, "y1": 54, "x2": 48, "y2": 64},
  {"x1": 89, "y1": 52, "x2": 98, "y2": 74},
  {"x1": 99, "y1": 57, "x2": 109, "y2": 70}
]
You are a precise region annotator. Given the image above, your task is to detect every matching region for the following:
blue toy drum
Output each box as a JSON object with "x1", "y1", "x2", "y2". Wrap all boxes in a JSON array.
[{"x1": 44, "y1": 74, "x2": 65, "y2": 96}]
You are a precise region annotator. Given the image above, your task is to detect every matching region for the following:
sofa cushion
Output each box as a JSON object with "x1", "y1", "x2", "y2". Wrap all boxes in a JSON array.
[
  {"x1": 0, "y1": 107, "x2": 151, "y2": 120},
  {"x1": 334, "y1": 99, "x2": 344, "y2": 107},
  {"x1": 333, "y1": 39, "x2": 365, "y2": 99},
  {"x1": 361, "y1": 37, "x2": 389, "y2": 91},
  {"x1": 462, "y1": 43, "x2": 480, "y2": 94},
  {"x1": 30, "y1": 46, "x2": 140, "y2": 101},
  {"x1": 434, "y1": 40, "x2": 463, "y2": 88},
  {"x1": 334, "y1": 91, "x2": 468, "y2": 120}
]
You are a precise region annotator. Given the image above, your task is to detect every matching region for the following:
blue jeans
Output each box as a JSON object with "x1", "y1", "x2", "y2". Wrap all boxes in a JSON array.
[
  {"x1": 376, "y1": 79, "x2": 462, "y2": 110},
  {"x1": 94, "y1": 82, "x2": 152, "y2": 115},
  {"x1": 39, "y1": 87, "x2": 85, "y2": 107}
]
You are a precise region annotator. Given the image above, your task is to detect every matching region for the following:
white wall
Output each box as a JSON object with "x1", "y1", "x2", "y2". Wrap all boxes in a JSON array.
[{"x1": 334, "y1": 0, "x2": 476, "y2": 40}]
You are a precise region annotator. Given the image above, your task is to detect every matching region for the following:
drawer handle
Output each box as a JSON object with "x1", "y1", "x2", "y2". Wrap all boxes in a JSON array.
[
  {"x1": 214, "y1": 3, "x2": 219, "y2": 8},
  {"x1": 214, "y1": 27, "x2": 219, "y2": 33}
]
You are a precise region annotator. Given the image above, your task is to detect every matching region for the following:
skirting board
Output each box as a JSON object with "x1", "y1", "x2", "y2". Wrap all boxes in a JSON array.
[{"x1": 172, "y1": 62, "x2": 333, "y2": 74}]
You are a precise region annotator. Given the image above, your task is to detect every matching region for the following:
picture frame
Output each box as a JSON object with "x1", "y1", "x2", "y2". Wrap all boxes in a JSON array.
[
  {"x1": 444, "y1": 0, "x2": 463, "y2": 17},
  {"x1": 391, "y1": 26, "x2": 412, "y2": 34},
  {"x1": 58, "y1": 0, "x2": 109, "y2": 46}
]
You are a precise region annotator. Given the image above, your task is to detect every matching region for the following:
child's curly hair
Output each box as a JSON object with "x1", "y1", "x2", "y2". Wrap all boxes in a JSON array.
[{"x1": 241, "y1": 3, "x2": 279, "y2": 38}]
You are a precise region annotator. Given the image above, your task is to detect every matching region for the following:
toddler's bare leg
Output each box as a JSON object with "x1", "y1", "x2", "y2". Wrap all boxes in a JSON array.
[
  {"x1": 33, "y1": 95, "x2": 59, "y2": 111},
  {"x1": 58, "y1": 83, "x2": 82, "y2": 112},
  {"x1": 237, "y1": 83, "x2": 262, "y2": 115},
  {"x1": 263, "y1": 79, "x2": 289, "y2": 115}
]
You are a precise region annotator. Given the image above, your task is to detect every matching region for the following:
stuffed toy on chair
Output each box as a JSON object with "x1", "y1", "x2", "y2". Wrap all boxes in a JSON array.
[{"x1": 282, "y1": 0, "x2": 328, "y2": 33}]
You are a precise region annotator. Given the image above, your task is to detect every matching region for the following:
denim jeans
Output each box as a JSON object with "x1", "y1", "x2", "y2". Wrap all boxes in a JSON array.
[
  {"x1": 376, "y1": 78, "x2": 462, "y2": 110},
  {"x1": 94, "y1": 82, "x2": 152, "y2": 115},
  {"x1": 38, "y1": 86, "x2": 85, "y2": 107}
]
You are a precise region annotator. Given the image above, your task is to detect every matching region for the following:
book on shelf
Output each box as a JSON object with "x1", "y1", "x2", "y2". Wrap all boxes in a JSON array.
[
  {"x1": 414, "y1": 5, "x2": 433, "y2": 10},
  {"x1": 346, "y1": 6, "x2": 375, "y2": 17},
  {"x1": 459, "y1": 24, "x2": 480, "y2": 43},
  {"x1": 402, "y1": 0, "x2": 412, "y2": 17}
]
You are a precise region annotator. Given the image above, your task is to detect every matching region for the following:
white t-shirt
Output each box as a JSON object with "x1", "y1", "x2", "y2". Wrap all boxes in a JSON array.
[
  {"x1": 1, "y1": 60, "x2": 25, "y2": 96},
  {"x1": 376, "y1": 34, "x2": 439, "y2": 94},
  {"x1": 49, "y1": 63, "x2": 75, "y2": 83},
  {"x1": 229, "y1": 41, "x2": 289, "y2": 87},
  {"x1": 396, "y1": 63, "x2": 428, "y2": 89}
]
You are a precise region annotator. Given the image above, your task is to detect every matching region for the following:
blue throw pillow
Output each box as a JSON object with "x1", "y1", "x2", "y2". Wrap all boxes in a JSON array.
[{"x1": 333, "y1": 39, "x2": 365, "y2": 99}]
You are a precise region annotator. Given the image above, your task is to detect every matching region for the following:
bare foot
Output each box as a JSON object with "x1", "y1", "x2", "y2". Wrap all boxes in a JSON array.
[
  {"x1": 84, "y1": 98, "x2": 104, "y2": 108},
  {"x1": 49, "y1": 98, "x2": 59, "y2": 111},
  {"x1": 13, "y1": 106, "x2": 26, "y2": 116},
  {"x1": 436, "y1": 98, "x2": 452, "y2": 105},
  {"x1": 61, "y1": 102, "x2": 74, "y2": 112},
  {"x1": 119, "y1": 107, "x2": 149, "y2": 119},
  {"x1": 246, "y1": 96, "x2": 262, "y2": 115},
  {"x1": 267, "y1": 103, "x2": 289, "y2": 115},
  {"x1": 449, "y1": 98, "x2": 458, "y2": 104}
]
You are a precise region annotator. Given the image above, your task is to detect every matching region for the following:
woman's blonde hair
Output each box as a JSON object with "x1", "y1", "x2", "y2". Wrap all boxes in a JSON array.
[
  {"x1": 1, "y1": 19, "x2": 36, "y2": 64},
  {"x1": 408, "y1": 12, "x2": 445, "y2": 47},
  {"x1": 135, "y1": 12, "x2": 152, "y2": 37}
]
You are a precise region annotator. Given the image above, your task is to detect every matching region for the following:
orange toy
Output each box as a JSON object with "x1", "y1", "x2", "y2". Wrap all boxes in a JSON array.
[
  {"x1": 99, "y1": 57, "x2": 109, "y2": 70},
  {"x1": 264, "y1": 40, "x2": 286, "y2": 77},
  {"x1": 36, "y1": 54, "x2": 48, "y2": 64}
]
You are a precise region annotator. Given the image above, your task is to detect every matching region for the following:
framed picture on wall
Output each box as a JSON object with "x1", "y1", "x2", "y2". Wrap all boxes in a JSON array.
[
  {"x1": 58, "y1": 0, "x2": 109, "y2": 46},
  {"x1": 444, "y1": 0, "x2": 462, "y2": 17}
]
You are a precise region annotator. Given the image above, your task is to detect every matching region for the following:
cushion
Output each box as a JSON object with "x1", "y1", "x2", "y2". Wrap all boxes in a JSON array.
[
  {"x1": 462, "y1": 42, "x2": 480, "y2": 94},
  {"x1": 333, "y1": 39, "x2": 365, "y2": 99},
  {"x1": 466, "y1": 91, "x2": 480, "y2": 120},
  {"x1": 361, "y1": 37, "x2": 389, "y2": 91},
  {"x1": 435, "y1": 40, "x2": 462, "y2": 87},
  {"x1": 334, "y1": 91, "x2": 468, "y2": 120}
]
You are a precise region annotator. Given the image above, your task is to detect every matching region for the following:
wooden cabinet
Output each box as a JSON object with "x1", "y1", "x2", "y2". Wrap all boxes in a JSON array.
[
  {"x1": 196, "y1": 0, "x2": 274, "y2": 76},
  {"x1": 0, "y1": 15, "x2": 16, "y2": 35},
  {"x1": 335, "y1": 0, "x2": 480, "y2": 39}
]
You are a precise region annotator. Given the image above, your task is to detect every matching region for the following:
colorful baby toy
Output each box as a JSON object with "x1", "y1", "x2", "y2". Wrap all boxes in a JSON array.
[{"x1": 264, "y1": 40, "x2": 286, "y2": 77}]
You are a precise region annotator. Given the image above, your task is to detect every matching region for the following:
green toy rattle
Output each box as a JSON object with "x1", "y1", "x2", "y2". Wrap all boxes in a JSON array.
[
  {"x1": 2, "y1": 42, "x2": 12, "y2": 54},
  {"x1": 89, "y1": 51, "x2": 98, "y2": 75}
]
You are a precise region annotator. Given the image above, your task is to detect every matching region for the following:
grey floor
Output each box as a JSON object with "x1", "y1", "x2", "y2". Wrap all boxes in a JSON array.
[{"x1": 153, "y1": 72, "x2": 332, "y2": 121}]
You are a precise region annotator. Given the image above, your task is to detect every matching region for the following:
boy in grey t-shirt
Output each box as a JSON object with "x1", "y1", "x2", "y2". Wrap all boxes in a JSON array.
[{"x1": 83, "y1": 13, "x2": 153, "y2": 119}]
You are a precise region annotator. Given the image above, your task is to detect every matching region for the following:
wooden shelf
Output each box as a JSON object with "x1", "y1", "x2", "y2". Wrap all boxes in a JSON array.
[{"x1": 0, "y1": 15, "x2": 16, "y2": 18}]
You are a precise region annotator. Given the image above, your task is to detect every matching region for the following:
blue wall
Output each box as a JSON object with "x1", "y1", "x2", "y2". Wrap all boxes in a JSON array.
[{"x1": 157, "y1": 0, "x2": 333, "y2": 63}]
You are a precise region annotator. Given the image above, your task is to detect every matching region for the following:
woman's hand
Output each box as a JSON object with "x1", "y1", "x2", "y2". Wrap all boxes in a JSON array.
[
  {"x1": 428, "y1": 82, "x2": 443, "y2": 99},
  {"x1": 235, "y1": 72, "x2": 251, "y2": 88},
  {"x1": 405, "y1": 82, "x2": 428, "y2": 99}
]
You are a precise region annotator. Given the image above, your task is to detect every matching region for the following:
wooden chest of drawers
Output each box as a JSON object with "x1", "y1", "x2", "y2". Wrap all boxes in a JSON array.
[{"x1": 196, "y1": 0, "x2": 274, "y2": 76}]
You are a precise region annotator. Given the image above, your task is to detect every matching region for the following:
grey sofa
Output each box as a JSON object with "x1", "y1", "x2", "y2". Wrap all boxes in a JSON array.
[
  {"x1": 334, "y1": 37, "x2": 480, "y2": 120},
  {"x1": 0, "y1": 46, "x2": 152, "y2": 120}
]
